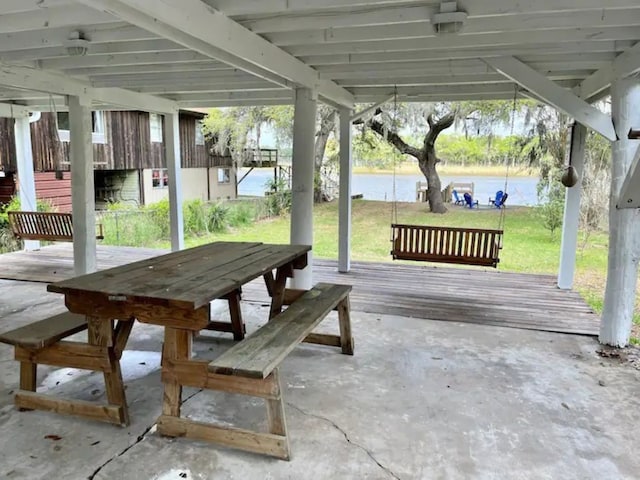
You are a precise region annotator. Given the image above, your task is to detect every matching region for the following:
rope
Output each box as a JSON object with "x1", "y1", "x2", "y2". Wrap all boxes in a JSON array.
[
  {"x1": 390, "y1": 86, "x2": 399, "y2": 232},
  {"x1": 498, "y1": 85, "x2": 518, "y2": 232}
]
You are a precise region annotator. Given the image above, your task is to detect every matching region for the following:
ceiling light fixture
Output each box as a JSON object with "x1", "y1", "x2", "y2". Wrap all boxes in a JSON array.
[
  {"x1": 63, "y1": 31, "x2": 90, "y2": 56},
  {"x1": 432, "y1": 2, "x2": 468, "y2": 35}
]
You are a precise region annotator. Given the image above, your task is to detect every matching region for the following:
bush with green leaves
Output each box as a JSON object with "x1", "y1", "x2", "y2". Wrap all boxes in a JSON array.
[
  {"x1": 100, "y1": 206, "x2": 165, "y2": 247},
  {"x1": 183, "y1": 199, "x2": 209, "y2": 235},
  {"x1": 263, "y1": 178, "x2": 292, "y2": 217},
  {"x1": 228, "y1": 202, "x2": 256, "y2": 227},
  {"x1": 537, "y1": 198, "x2": 564, "y2": 237},
  {"x1": 206, "y1": 202, "x2": 229, "y2": 233}
]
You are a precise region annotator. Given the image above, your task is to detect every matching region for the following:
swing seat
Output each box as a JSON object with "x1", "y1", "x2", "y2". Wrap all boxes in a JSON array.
[{"x1": 391, "y1": 224, "x2": 503, "y2": 267}]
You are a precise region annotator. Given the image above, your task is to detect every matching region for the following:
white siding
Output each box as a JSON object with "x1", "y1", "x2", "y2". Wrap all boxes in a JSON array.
[
  {"x1": 142, "y1": 167, "x2": 213, "y2": 205},
  {"x1": 209, "y1": 167, "x2": 236, "y2": 201},
  {"x1": 181, "y1": 168, "x2": 209, "y2": 201}
]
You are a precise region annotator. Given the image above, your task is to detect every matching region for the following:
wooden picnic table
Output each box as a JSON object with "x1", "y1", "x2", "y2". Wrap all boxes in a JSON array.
[{"x1": 47, "y1": 241, "x2": 310, "y2": 425}]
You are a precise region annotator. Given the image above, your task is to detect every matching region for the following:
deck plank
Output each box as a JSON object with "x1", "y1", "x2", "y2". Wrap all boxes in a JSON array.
[{"x1": 0, "y1": 244, "x2": 599, "y2": 336}]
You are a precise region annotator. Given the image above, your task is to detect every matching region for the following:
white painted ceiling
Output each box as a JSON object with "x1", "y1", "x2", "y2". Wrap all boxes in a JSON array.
[{"x1": 0, "y1": 0, "x2": 638, "y2": 109}]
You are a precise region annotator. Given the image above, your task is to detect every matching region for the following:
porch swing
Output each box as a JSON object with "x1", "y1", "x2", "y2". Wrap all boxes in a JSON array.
[{"x1": 389, "y1": 89, "x2": 518, "y2": 268}]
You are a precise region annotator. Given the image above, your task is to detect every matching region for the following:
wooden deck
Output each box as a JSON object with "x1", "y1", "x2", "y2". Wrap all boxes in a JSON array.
[{"x1": 0, "y1": 244, "x2": 599, "y2": 336}]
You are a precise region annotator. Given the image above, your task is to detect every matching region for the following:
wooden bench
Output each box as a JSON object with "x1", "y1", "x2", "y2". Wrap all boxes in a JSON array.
[
  {"x1": 391, "y1": 223, "x2": 503, "y2": 268},
  {"x1": 0, "y1": 311, "x2": 133, "y2": 425},
  {"x1": 7, "y1": 211, "x2": 104, "y2": 242},
  {"x1": 158, "y1": 282, "x2": 354, "y2": 460}
]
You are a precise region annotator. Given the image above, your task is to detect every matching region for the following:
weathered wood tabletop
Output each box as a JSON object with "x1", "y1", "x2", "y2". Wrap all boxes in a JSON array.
[{"x1": 48, "y1": 241, "x2": 310, "y2": 311}]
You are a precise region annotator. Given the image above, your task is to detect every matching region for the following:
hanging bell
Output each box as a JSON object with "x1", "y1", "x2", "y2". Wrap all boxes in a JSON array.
[{"x1": 561, "y1": 165, "x2": 579, "y2": 188}]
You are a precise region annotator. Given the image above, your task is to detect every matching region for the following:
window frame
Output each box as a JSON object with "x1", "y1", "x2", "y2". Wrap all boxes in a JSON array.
[
  {"x1": 217, "y1": 167, "x2": 231, "y2": 185},
  {"x1": 56, "y1": 111, "x2": 106, "y2": 144},
  {"x1": 149, "y1": 113, "x2": 163, "y2": 143},
  {"x1": 195, "y1": 120, "x2": 205, "y2": 146},
  {"x1": 151, "y1": 168, "x2": 169, "y2": 189}
]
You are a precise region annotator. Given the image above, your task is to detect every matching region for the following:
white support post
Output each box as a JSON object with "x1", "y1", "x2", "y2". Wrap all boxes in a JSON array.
[
  {"x1": 338, "y1": 107, "x2": 352, "y2": 273},
  {"x1": 164, "y1": 112, "x2": 184, "y2": 251},
  {"x1": 557, "y1": 123, "x2": 587, "y2": 289},
  {"x1": 290, "y1": 88, "x2": 317, "y2": 289},
  {"x1": 69, "y1": 95, "x2": 97, "y2": 275},
  {"x1": 14, "y1": 116, "x2": 39, "y2": 251},
  {"x1": 599, "y1": 76, "x2": 640, "y2": 347}
]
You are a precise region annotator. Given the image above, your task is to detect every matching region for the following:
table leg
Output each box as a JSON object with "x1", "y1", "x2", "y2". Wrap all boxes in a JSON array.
[
  {"x1": 161, "y1": 327, "x2": 192, "y2": 417},
  {"x1": 268, "y1": 266, "x2": 290, "y2": 320},
  {"x1": 227, "y1": 290, "x2": 245, "y2": 341},
  {"x1": 88, "y1": 316, "x2": 130, "y2": 425}
]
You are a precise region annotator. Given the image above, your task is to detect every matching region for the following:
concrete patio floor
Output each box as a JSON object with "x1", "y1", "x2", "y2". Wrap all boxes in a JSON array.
[{"x1": 1, "y1": 278, "x2": 639, "y2": 480}]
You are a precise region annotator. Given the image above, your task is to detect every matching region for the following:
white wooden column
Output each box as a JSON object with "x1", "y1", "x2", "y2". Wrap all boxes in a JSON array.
[
  {"x1": 69, "y1": 95, "x2": 97, "y2": 275},
  {"x1": 557, "y1": 123, "x2": 587, "y2": 289},
  {"x1": 164, "y1": 112, "x2": 184, "y2": 251},
  {"x1": 338, "y1": 107, "x2": 352, "y2": 273},
  {"x1": 600, "y1": 76, "x2": 640, "y2": 347},
  {"x1": 14, "y1": 115, "x2": 39, "y2": 250},
  {"x1": 290, "y1": 88, "x2": 317, "y2": 289}
]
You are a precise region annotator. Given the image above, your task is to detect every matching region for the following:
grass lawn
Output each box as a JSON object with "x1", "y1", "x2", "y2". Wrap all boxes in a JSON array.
[{"x1": 168, "y1": 199, "x2": 639, "y2": 341}]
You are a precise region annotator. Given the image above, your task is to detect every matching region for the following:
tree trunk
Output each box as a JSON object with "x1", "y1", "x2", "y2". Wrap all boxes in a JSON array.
[
  {"x1": 313, "y1": 109, "x2": 336, "y2": 203},
  {"x1": 366, "y1": 110, "x2": 454, "y2": 214},
  {"x1": 418, "y1": 150, "x2": 446, "y2": 214}
]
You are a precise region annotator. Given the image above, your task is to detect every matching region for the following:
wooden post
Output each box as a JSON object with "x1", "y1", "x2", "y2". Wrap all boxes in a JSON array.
[
  {"x1": 289, "y1": 88, "x2": 317, "y2": 289},
  {"x1": 600, "y1": 76, "x2": 640, "y2": 347},
  {"x1": 14, "y1": 116, "x2": 39, "y2": 251},
  {"x1": 557, "y1": 123, "x2": 587, "y2": 290},
  {"x1": 338, "y1": 107, "x2": 352, "y2": 273},
  {"x1": 164, "y1": 112, "x2": 184, "y2": 251},
  {"x1": 69, "y1": 96, "x2": 97, "y2": 275}
]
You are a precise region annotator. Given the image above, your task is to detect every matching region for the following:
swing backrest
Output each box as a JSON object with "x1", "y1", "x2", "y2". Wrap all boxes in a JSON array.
[{"x1": 391, "y1": 224, "x2": 503, "y2": 267}]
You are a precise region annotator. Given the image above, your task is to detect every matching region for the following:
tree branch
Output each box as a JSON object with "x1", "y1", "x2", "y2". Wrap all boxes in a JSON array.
[
  {"x1": 424, "y1": 111, "x2": 456, "y2": 149},
  {"x1": 368, "y1": 119, "x2": 422, "y2": 160}
]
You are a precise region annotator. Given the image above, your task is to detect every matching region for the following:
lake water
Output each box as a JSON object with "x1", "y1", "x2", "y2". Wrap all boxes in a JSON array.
[{"x1": 238, "y1": 168, "x2": 539, "y2": 206}]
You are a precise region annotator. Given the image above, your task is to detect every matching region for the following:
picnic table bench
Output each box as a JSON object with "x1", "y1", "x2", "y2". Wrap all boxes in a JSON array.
[
  {"x1": 0, "y1": 311, "x2": 133, "y2": 425},
  {"x1": 7, "y1": 211, "x2": 104, "y2": 241},
  {"x1": 159, "y1": 282, "x2": 353, "y2": 460}
]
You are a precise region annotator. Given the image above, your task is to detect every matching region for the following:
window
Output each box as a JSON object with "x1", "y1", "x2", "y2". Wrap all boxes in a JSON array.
[
  {"x1": 57, "y1": 112, "x2": 70, "y2": 131},
  {"x1": 195, "y1": 120, "x2": 205, "y2": 146},
  {"x1": 92, "y1": 111, "x2": 105, "y2": 135},
  {"x1": 150, "y1": 113, "x2": 163, "y2": 143},
  {"x1": 217, "y1": 168, "x2": 231, "y2": 184},
  {"x1": 152, "y1": 169, "x2": 169, "y2": 189},
  {"x1": 56, "y1": 111, "x2": 105, "y2": 143}
]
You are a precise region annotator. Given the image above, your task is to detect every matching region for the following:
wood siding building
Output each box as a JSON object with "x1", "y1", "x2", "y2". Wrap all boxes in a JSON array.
[{"x1": 0, "y1": 110, "x2": 234, "y2": 211}]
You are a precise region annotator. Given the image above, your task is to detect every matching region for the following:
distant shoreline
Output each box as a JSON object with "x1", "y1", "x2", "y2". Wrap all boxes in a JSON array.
[{"x1": 352, "y1": 164, "x2": 537, "y2": 178}]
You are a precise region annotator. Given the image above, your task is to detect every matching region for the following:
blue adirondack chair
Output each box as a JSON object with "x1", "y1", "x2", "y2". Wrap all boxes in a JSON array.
[
  {"x1": 463, "y1": 192, "x2": 479, "y2": 208},
  {"x1": 490, "y1": 190, "x2": 508, "y2": 208},
  {"x1": 452, "y1": 190, "x2": 465, "y2": 205}
]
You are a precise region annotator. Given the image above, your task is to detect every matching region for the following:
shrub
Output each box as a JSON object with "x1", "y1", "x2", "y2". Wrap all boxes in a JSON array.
[
  {"x1": 228, "y1": 202, "x2": 256, "y2": 227},
  {"x1": 183, "y1": 199, "x2": 209, "y2": 235},
  {"x1": 100, "y1": 208, "x2": 165, "y2": 247},
  {"x1": 538, "y1": 198, "x2": 564, "y2": 238},
  {"x1": 263, "y1": 177, "x2": 292, "y2": 217},
  {"x1": 146, "y1": 198, "x2": 170, "y2": 238},
  {"x1": 206, "y1": 202, "x2": 229, "y2": 232}
]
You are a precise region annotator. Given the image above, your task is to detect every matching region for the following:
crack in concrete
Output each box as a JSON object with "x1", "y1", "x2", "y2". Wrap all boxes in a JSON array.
[
  {"x1": 87, "y1": 388, "x2": 204, "y2": 480},
  {"x1": 87, "y1": 423, "x2": 155, "y2": 480},
  {"x1": 287, "y1": 403, "x2": 402, "y2": 480}
]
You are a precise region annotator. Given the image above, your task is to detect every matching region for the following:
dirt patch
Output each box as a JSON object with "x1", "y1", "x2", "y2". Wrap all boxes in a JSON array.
[{"x1": 597, "y1": 344, "x2": 640, "y2": 370}]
